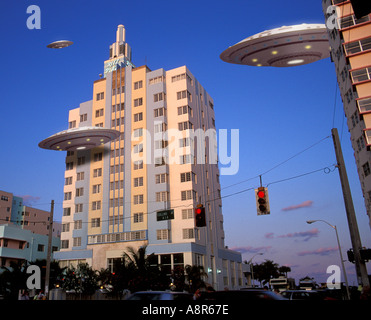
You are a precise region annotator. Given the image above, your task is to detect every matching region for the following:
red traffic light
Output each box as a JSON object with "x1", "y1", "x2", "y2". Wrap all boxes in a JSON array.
[
  {"x1": 255, "y1": 187, "x2": 270, "y2": 215},
  {"x1": 194, "y1": 206, "x2": 206, "y2": 227},
  {"x1": 257, "y1": 190, "x2": 265, "y2": 198}
]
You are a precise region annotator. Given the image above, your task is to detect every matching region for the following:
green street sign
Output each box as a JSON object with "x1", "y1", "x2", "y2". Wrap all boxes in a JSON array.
[{"x1": 156, "y1": 209, "x2": 174, "y2": 221}]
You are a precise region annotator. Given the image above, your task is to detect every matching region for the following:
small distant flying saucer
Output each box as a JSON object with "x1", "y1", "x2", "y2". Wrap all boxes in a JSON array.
[
  {"x1": 220, "y1": 24, "x2": 330, "y2": 67},
  {"x1": 47, "y1": 40, "x2": 73, "y2": 49},
  {"x1": 38, "y1": 127, "x2": 120, "y2": 151}
]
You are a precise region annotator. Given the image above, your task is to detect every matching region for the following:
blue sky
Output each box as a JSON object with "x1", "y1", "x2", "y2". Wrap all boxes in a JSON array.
[{"x1": 1, "y1": 0, "x2": 370, "y2": 285}]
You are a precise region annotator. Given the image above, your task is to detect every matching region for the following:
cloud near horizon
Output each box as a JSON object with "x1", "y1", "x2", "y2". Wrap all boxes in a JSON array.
[
  {"x1": 18, "y1": 195, "x2": 41, "y2": 206},
  {"x1": 297, "y1": 247, "x2": 339, "y2": 256},
  {"x1": 230, "y1": 246, "x2": 272, "y2": 255},
  {"x1": 281, "y1": 200, "x2": 313, "y2": 212},
  {"x1": 265, "y1": 228, "x2": 319, "y2": 242}
]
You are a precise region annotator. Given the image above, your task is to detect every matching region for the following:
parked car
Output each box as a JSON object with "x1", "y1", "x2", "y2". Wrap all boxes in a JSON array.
[
  {"x1": 126, "y1": 291, "x2": 193, "y2": 301},
  {"x1": 281, "y1": 290, "x2": 322, "y2": 300},
  {"x1": 198, "y1": 289, "x2": 286, "y2": 300}
]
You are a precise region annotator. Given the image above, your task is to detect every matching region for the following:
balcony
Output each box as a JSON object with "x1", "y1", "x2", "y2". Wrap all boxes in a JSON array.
[{"x1": 87, "y1": 230, "x2": 147, "y2": 245}]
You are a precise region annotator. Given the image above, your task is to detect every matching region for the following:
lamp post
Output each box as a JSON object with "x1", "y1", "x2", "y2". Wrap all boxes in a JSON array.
[
  {"x1": 246, "y1": 253, "x2": 263, "y2": 288},
  {"x1": 306, "y1": 220, "x2": 350, "y2": 300}
]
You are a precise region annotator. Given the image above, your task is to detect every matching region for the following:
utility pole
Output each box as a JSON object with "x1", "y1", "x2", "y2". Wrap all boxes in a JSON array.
[
  {"x1": 331, "y1": 128, "x2": 369, "y2": 287},
  {"x1": 45, "y1": 200, "x2": 54, "y2": 298}
]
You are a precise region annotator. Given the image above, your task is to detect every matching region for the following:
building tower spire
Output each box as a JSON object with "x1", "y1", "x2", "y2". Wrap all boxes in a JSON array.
[{"x1": 109, "y1": 24, "x2": 132, "y2": 62}]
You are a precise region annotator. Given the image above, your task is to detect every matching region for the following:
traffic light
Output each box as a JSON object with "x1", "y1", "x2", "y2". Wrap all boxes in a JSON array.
[
  {"x1": 255, "y1": 187, "x2": 270, "y2": 215},
  {"x1": 195, "y1": 205, "x2": 206, "y2": 227},
  {"x1": 360, "y1": 248, "x2": 371, "y2": 262},
  {"x1": 347, "y1": 249, "x2": 355, "y2": 263}
]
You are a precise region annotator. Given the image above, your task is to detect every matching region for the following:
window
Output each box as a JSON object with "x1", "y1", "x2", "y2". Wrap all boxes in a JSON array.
[
  {"x1": 155, "y1": 157, "x2": 166, "y2": 167},
  {"x1": 74, "y1": 220, "x2": 82, "y2": 229},
  {"x1": 65, "y1": 177, "x2": 72, "y2": 185},
  {"x1": 91, "y1": 218, "x2": 100, "y2": 228},
  {"x1": 177, "y1": 90, "x2": 191, "y2": 101},
  {"x1": 66, "y1": 162, "x2": 73, "y2": 171},
  {"x1": 339, "y1": 14, "x2": 370, "y2": 29},
  {"x1": 75, "y1": 203, "x2": 83, "y2": 213},
  {"x1": 154, "y1": 92, "x2": 165, "y2": 102},
  {"x1": 154, "y1": 140, "x2": 168, "y2": 149},
  {"x1": 134, "y1": 98, "x2": 143, "y2": 107},
  {"x1": 77, "y1": 172, "x2": 84, "y2": 181},
  {"x1": 96, "y1": 92, "x2": 104, "y2": 100},
  {"x1": 134, "y1": 80, "x2": 143, "y2": 90},
  {"x1": 179, "y1": 154, "x2": 191, "y2": 164},
  {"x1": 94, "y1": 153, "x2": 103, "y2": 162},
  {"x1": 182, "y1": 208, "x2": 193, "y2": 219},
  {"x1": 95, "y1": 108, "x2": 104, "y2": 117},
  {"x1": 69, "y1": 120, "x2": 76, "y2": 129},
  {"x1": 64, "y1": 192, "x2": 72, "y2": 201},
  {"x1": 93, "y1": 184, "x2": 101, "y2": 194},
  {"x1": 134, "y1": 177, "x2": 144, "y2": 187},
  {"x1": 80, "y1": 113, "x2": 87, "y2": 122},
  {"x1": 133, "y1": 128, "x2": 143, "y2": 138},
  {"x1": 177, "y1": 105, "x2": 192, "y2": 116},
  {"x1": 179, "y1": 137, "x2": 192, "y2": 147},
  {"x1": 172, "y1": 73, "x2": 186, "y2": 82},
  {"x1": 178, "y1": 121, "x2": 194, "y2": 131},
  {"x1": 61, "y1": 240, "x2": 69, "y2": 249},
  {"x1": 92, "y1": 201, "x2": 101, "y2": 210},
  {"x1": 63, "y1": 207, "x2": 71, "y2": 216},
  {"x1": 351, "y1": 67, "x2": 371, "y2": 83},
  {"x1": 154, "y1": 107, "x2": 166, "y2": 118},
  {"x1": 134, "y1": 112, "x2": 143, "y2": 122},
  {"x1": 37, "y1": 244, "x2": 45, "y2": 252},
  {"x1": 134, "y1": 212, "x2": 144, "y2": 223},
  {"x1": 157, "y1": 229, "x2": 169, "y2": 240},
  {"x1": 62, "y1": 223, "x2": 70, "y2": 232},
  {"x1": 181, "y1": 190, "x2": 194, "y2": 201},
  {"x1": 154, "y1": 122, "x2": 167, "y2": 133},
  {"x1": 134, "y1": 194, "x2": 144, "y2": 205},
  {"x1": 183, "y1": 228, "x2": 195, "y2": 239},
  {"x1": 93, "y1": 168, "x2": 102, "y2": 177},
  {"x1": 357, "y1": 97, "x2": 371, "y2": 113},
  {"x1": 156, "y1": 191, "x2": 169, "y2": 202},
  {"x1": 76, "y1": 187, "x2": 84, "y2": 197},
  {"x1": 133, "y1": 143, "x2": 143, "y2": 154},
  {"x1": 363, "y1": 162, "x2": 371, "y2": 177},
  {"x1": 73, "y1": 237, "x2": 81, "y2": 247},
  {"x1": 134, "y1": 160, "x2": 143, "y2": 170},
  {"x1": 356, "y1": 135, "x2": 365, "y2": 152},
  {"x1": 180, "y1": 172, "x2": 193, "y2": 182},
  {"x1": 77, "y1": 156, "x2": 85, "y2": 166},
  {"x1": 155, "y1": 173, "x2": 167, "y2": 184},
  {"x1": 149, "y1": 76, "x2": 164, "y2": 85}
]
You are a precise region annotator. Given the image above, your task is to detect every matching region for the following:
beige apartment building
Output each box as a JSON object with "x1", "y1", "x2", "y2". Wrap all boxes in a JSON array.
[
  {"x1": 323, "y1": 0, "x2": 371, "y2": 228},
  {"x1": 54, "y1": 25, "x2": 243, "y2": 290}
]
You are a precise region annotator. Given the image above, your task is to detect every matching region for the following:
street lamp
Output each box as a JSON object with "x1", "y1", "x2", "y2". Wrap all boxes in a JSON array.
[
  {"x1": 246, "y1": 253, "x2": 263, "y2": 288},
  {"x1": 306, "y1": 220, "x2": 350, "y2": 300}
]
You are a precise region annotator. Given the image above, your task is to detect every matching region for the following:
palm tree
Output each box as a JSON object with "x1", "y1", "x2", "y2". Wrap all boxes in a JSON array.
[
  {"x1": 278, "y1": 266, "x2": 291, "y2": 277},
  {"x1": 184, "y1": 265, "x2": 207, "y2": 293},
  {"x1": 253, "y1": 260, "x2": 280, "y2": 287},
  {"x1": 122, "y1": 245, "x2": 168, "y2": 292}
]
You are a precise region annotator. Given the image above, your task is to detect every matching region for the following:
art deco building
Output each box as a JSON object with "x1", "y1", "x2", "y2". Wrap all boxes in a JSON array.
[
  {"x1": 323, "y1": 0, "x2": 371, "y2": 228},
  {"x1": 54, "y1": 25, "x2": 243, "y2": 290}
]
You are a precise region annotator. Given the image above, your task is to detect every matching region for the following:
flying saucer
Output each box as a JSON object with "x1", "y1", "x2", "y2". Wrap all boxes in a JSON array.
[
  {"x1": 47, "y1": 40, "x2": 73, "y2": 49},
  {"x1": 220, "y1": 24, "x2": 330, "y2": 67},
  {"x1": 38, "y1": 126, "x2": 121, "y2": 151}
]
